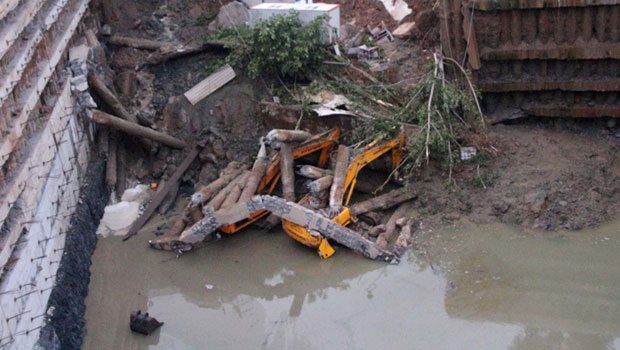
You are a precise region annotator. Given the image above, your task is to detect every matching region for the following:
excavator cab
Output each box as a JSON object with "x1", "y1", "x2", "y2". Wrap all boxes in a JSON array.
[
  {"x1": 282, "y1": 134, "x2": 407, "y2": 259},
  {"x1": 218, "y1": 128, "x2": 341, "y2": 234}
]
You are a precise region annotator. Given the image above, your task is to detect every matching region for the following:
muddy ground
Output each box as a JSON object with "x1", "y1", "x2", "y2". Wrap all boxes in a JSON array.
[{"x1": 94, "y1": 0, "x2": 619, "y2": 235}]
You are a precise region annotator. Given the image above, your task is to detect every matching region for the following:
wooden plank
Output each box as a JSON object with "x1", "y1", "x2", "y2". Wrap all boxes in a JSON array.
[
  {"x1": 123, "y1": 146, "x2": 201, "y2": 241},
  {"x1": 462, "y1": 5, "x2": 481, "y2": 70},
  {"x1": 0, "y1": 0, "x2": 89, "y2": 170},
  {"x1": 478, "y1": 79, "x2": 620, "y2": 92},
  {"x1": 480, "y1": 42, "x2": 620, "y2": 60},
  {"x1": 183, "y1": 64, "x2": 236, "y2": 105},
  {"x1": 471, "y1": 0, "x2": 620, "y2": 11},
  {"x1": 0, "y1": 0, "x2": 70, "y2": 108},
  {"x1": 0, "y1": 0, "x2": 46, "y2": 61}
]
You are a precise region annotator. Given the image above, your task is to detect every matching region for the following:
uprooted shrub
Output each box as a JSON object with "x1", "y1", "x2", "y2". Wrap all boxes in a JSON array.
[{"x1": 213, "y1": 12, "x2": 329, "y2": 79}]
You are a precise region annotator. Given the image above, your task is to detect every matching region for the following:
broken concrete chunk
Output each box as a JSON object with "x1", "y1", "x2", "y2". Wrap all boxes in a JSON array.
[
  {"x1": 393, "y1": 21, "x2": 416, "y2": 39},
  {"x1": 207, "y1": 2, "x2": 249, "y2": 32},
  {"x1": 69, "y1": 44, "x2": 90, "y2": 62}
]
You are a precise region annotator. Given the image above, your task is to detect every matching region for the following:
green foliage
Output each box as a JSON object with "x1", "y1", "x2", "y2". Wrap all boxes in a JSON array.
[{"x1": 213, "y1": 12, "x2": 329, "y2": 78}]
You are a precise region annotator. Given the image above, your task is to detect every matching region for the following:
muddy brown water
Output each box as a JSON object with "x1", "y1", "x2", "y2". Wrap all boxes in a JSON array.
[{"x1": 84, "y1": 219, "x2": 620, "y2": 349}]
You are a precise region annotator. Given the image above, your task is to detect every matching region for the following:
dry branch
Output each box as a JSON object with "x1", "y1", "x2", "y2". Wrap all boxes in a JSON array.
[{"x1": 87, "y1": 71, "x2": 151, "y2": 126}]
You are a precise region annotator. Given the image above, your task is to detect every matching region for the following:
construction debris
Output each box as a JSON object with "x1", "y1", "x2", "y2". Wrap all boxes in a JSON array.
[
  {"x1": 145, "y1": 128, "x2": 415, "y2": 262},
  {"x1": 184, "y1": 64, "x2": 236, "y2": 105}
]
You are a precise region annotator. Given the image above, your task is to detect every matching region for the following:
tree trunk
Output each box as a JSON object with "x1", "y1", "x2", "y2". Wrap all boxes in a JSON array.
[{"x1": 92, "y1": 110, "x2": 187, "y2": 149}]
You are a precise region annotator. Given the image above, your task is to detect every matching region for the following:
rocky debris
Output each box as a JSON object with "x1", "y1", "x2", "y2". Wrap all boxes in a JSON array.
[
  {"x1": 208, "y1": 2, "x2": 249, "y2": 33},
  {"x1": 393, "y1": 21, "x2": 416, "y2": 39}
]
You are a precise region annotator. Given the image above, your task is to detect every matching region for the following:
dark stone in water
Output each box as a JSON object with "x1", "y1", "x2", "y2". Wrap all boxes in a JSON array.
[{"x1": 130, "y1": 310, "x2": 164, "y2": 335}]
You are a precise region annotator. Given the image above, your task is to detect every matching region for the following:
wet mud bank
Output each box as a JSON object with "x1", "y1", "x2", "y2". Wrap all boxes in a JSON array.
[{"x1": 39, "y1": 159, "x2": 110, "y2": 350}]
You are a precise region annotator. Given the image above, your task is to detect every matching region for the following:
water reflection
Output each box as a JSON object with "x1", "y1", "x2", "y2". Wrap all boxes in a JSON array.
[{"x1": 83, "y1": 220, "x2": 620, "y2": 350}]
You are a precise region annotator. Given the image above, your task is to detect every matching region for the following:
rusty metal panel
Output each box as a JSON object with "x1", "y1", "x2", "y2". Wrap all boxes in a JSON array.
[{"x1": 442, "y1": 0, "x2": 620, "y2": 120}]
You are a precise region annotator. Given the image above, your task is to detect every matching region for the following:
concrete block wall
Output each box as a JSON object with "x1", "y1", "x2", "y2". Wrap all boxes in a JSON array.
[{"x1": 0, "y1": 0, "x2": 93, "y2": 347}]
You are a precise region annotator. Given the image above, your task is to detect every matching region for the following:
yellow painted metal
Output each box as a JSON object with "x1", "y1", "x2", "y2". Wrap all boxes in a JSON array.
[
  {"x1": 317, "y1": 239, "x2": 335, "y2": 259},
  {"x1": 282, "y1": 135, "x2": 407, "y2": 258}
]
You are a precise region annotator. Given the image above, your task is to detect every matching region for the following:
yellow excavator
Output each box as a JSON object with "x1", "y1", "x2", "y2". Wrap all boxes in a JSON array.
[
  {"x1": 282, "y1": 134, "x2": 407, "y2": 259},
  {"x1": 218, "y1": 128, "x2": 340, "y2": 234}
]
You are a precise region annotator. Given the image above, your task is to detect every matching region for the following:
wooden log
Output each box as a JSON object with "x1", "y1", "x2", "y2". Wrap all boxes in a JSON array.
[
  {"x1": 165, "y1": 216, "x2": 189, "y2": 238},
  {"x1": 105, "y1": 132, "x2": 117, "y2": 189},
  {"x1": 108, "y1": 35, "x2": 163, "y2": 50},
  {"x1": 238, "y1": 140, "x2": 268, "y2": 202},
  {"x1": 376, "y1": 202, "x2": 414, "y2": 250},
  {"x1": 368, "y1": 224, "x2": 386, "y2": 238},
  {"x1": 123, "y1": 146, "x2": 201, "y2": 240},
  {"x1": 97, "y1": 126, "x2": 109, "y2": 158},
  {"x1": 349, "y1": 187, "x2": 418, "y2": 216},
  {"x1": 221, "y1": 182, "x2": 244, "y2": 209},
  {"x1": 393, "y1": 219, "x2": 414, "y2": 256},
  {"x1": 206, "y1": 171, "x2": 250, "y2": 210},
  {"x1": 188, "y1": 205, "x2": 204, "y2": 224},
  {"x1": 279, "y1": 143, "x2": 296, "y2": 201},
  {"x1": 87, "y1": 71, "x2": 148, "y2": 125},
  {"x1": 158, "y1": 179, "x2": 179, "y2": 214},
  {"x1": 144, "y1": 40, "x2": 226, "y2": 66},
  {"x1": 266, "y1": 129, "x2": 312, "y2": 144},
  {"x1": 191, "y1": 163, "x2": 246, "y2": 206},
  {"x1": 307, "y1": 175, "x2": 333, "y2": 194},
  {"x1": 297, "y1": 165, "x2": 328, "y2": 179},
  {"x1": 92, "y1": 110, "x2": 187, "y2": 149},
  {"x1": 329, "y1": 145, "x2": 350, "y2": 213}
]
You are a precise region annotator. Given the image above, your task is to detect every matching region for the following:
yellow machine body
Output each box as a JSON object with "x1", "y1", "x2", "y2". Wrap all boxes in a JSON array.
[{"x1": 282, "y1": 134, "x2": 406, "y2": 259}]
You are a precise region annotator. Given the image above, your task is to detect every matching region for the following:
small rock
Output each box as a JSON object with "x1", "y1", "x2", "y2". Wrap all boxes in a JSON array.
[
  {"x1": 205, "y1": 284, "x2": 214, "y2": 290},
  {"x1": 211, "y1": 139, "x2": 226, "y2": 159},
  {"x1": 559, "y1": 200, "x2": 568, "y2": 207},
  {"x1": 525, "y1": 190, "x2": 547, "y2": 214},
  {"x1": 207, "y1": 2, "x2": 249, "y2": 33},
  {"x1": 101, "y1": 24, "x2": 112, "y2": 36},
  {"x1": 395, "y1": 217, "x2": 408, "y2": 227},
  {"x1": 393, "y1": 21, "x2": 416, "y2": 39}
]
